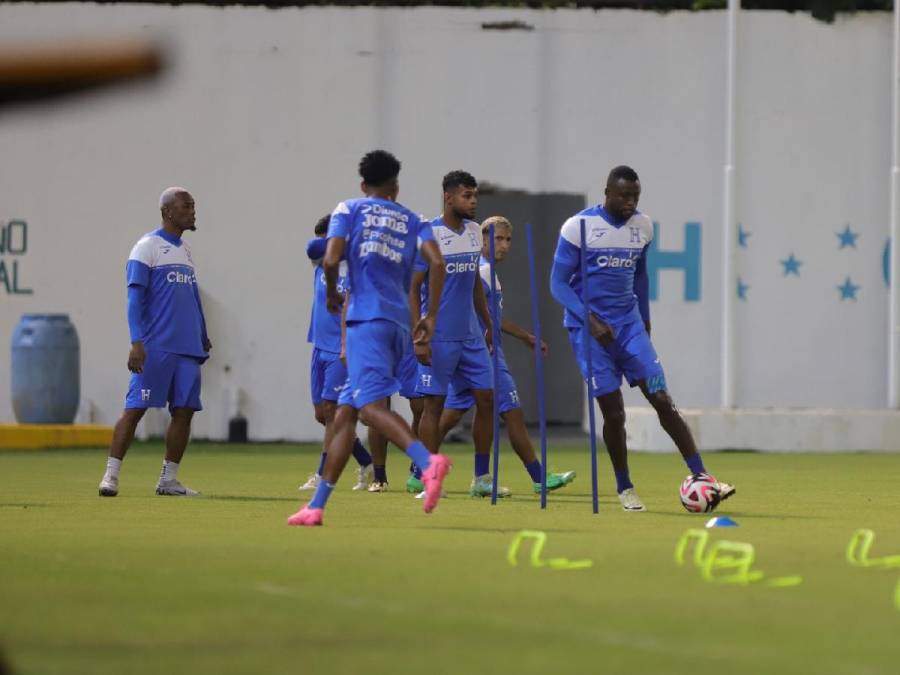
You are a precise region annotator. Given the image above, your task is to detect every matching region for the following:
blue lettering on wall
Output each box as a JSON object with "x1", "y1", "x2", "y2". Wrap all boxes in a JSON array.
[{"x1": 647, "y1": 222, "x2": 701, "y2": 302}]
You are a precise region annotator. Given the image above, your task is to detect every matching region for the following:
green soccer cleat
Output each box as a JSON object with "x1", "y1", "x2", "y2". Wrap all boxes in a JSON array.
[
  {"x1": 533, "y1": 470, "x2": 577, "y2": 494},
  {"x1": 406, "y1": 475, "x2": 424, "y2": 493},
  {"x1": 470, "y1": 474, "x2": 511, "y2": 499}
]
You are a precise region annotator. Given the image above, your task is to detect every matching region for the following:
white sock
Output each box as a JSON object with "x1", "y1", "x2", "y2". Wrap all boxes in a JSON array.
[
  {"x1": 105, "y1": 457, "x2": 122, "y2": 479},
  {"x1": 160, "y1": 460, "x2": 179, "y2": 483}
]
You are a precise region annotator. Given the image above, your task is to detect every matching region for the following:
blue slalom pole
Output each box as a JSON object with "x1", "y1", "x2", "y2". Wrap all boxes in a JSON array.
[
  {"x1": 488, "y1": 222, "x2": 502, "y2": 505},
  {"x1": 580, "y1": 218, "x2": 600, "y2": 514},
  {"x1": 525, "y1": 223, "x2": 549, "y2": 509}
]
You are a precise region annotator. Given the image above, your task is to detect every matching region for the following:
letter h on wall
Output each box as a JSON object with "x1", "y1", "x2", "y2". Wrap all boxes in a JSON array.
[{"x1": 647, "y1": 222, "x2": 701, "y2": 302}]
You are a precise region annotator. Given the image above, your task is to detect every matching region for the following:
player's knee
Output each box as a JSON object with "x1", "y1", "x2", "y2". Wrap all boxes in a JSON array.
[
  {"x1": 120, "y1": 408, "x2": 146, "y2": 427},
  {"x1": 473, "y1": 389, "x2": 494, "y2": 409},
  {"x1": 648, "y1": 390, "x2": 674, "y2": 414},
  {"x1": 170, "y1": 407, "x2": 195, "y2": 423},
  {"x1": 601, "y1": 406, "x2": 626, "y2": 429}
]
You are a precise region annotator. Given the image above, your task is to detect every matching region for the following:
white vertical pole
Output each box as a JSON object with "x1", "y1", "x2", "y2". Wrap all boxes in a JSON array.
[
  {"x1": 889, "y1": 0, "x2": 900, "y2": 408},
  {"x1": 720, "y1": 0, "x2": 739, "y2": 409}
]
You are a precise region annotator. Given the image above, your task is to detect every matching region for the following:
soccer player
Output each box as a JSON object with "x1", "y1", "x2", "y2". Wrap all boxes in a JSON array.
[
  {"x1": 98, "y1": 187, "x2": 210, "y2": 497},
  {"x1": 411, "y1": 171, "x2": 500, "y2": 498},
  {"x1": 550, "y1": 165, "x2": 736, "y2": 511},
  {"x1": 300, "y1": 214, "x2": 373, "y2": 492},
  {"x1": 440, "y1": 216, "x2": 576, "y2": 495},
  {"x1": 287, "y1": 150, "x2": 450, "y2": 526}
]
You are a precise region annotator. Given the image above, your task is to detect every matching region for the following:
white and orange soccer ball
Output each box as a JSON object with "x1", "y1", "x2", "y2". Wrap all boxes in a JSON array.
[{"x1": 679, "y1": 473, "x2": 722, "y2": 513}]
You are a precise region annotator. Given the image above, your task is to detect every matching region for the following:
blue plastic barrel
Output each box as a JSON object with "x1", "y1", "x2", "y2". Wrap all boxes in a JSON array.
[{"x1": 11, "y1": 314, "x2": 80, "y2": 424}]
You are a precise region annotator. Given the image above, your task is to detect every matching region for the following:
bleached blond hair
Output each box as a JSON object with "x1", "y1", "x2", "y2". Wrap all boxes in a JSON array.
[{"x1": 481, "y1": 216, "x2": 512, "y2": 234}]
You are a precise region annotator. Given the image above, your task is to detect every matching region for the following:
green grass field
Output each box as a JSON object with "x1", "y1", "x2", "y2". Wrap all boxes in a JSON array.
[{"x1": 1, "y1": 442, "x2": 899, "y2": 675}]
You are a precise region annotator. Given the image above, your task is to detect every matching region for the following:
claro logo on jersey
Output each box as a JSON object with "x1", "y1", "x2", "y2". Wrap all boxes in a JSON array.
[
  {"x1": 595, "y1": 255, "x2": 636, "y2": 269},
  {"x1": 166, "y1": 270, "x2": 197, "y2": 284},
  {"x1": 446, "y1": 258, "x2": 479, "y2": 274}
]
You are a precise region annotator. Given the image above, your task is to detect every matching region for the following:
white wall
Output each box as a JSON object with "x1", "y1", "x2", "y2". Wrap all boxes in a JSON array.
[{"x1": 0, "y1": 4, "x2": 893, "y2": 440}]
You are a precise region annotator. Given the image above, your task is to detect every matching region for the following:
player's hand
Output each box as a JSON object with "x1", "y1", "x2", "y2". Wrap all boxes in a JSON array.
[
  {"x1": 484, "y1": 327, "x2": 494, "y2": 353},
  {"x1": 588, "y1": 314, "x2": 615, "y2": 346},
  {"x1": 128, "y1": 341, "x2": 146, "y2": 373},
  {"x1": 326, "y1": 290, "x2": 344, "y2": 314},
  {"x1": 339, "y1": 345, "x2": 347, "y2": 368},
  {"x1": 413, "y1": 340, "x2": 432, "y2": 366},
  {"x1": 413, "y1": 315, "x2": 436, "y2": 344},
  {"x1": 644, "y1": 320, "x2": 651, "y2": 338},
  {"x1": 203, "y1": 337, "x2": 213, "y2": 352},
  {"x1": 525, "y1": 334, "x2": 549, "y2": 357}
]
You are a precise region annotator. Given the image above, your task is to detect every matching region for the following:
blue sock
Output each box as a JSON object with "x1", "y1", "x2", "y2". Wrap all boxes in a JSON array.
[
  {"x1": 614, "y1": 468, "x2": 634, "y2": 494},
  {"x1": 352, "y1": 439, "x2": 372, "y2": 467},
  {"x1": 374, "y1": 465, "x2": 388, "y2": 483},
  {"x1": 409, "y1": 462, "x2": 422, "y2": 480},
  {"x1": 475, "y1": 453, "x2": 490, "y2": 477},
  {"x1": 525, "y1": 460, "x2": 543, "y2": 484},
  {"x1": 309, "y1": 479, "x2": 335, "y2": 509},
  {"x1": 405, "y1": 441, "x2": 432, "y2": 473},
  {"x1": 316, "y1": 452, "x2": 326, "y2": 476},
  {"x1": 685, "y1": 453, "x2": 706, "y2": 475}
]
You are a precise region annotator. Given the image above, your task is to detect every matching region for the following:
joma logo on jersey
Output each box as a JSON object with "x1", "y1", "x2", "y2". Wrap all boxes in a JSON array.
[
  {"x1": 166, "y1": 270, "x2": 196, "y2": 284},
  {"x1": 446, "y1": 260, "x2": 478, "y2": 274},
  {"x1": 595, "y1": 255, "x2": 636, "y2": 269}
]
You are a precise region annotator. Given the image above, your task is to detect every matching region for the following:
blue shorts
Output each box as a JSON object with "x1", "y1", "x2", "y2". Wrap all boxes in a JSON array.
[
  {"x1": 341, "y1": 319, "x2": 409, "y2": 409},
  {"x1": 309, "y1": 347, "x2": 348, "y2": 405},
  {"x1": 445, "y1": 359, "x2": 521, "y2": 414},
  {"x1": 125, "y1": 350, "x2": 203, "y2": 412},
  {"x1": 397, "y1": 341, "x2": 422, "y2": 400},
  {"x1": 416, "y1": 337, "x2": 493, "y2": 397},
  {"x1": 567, "y1": 319, "x2": 666, "y2": 397}
]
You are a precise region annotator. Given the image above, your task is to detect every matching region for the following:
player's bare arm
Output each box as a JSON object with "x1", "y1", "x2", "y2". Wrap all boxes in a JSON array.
[
  {"x1": 323, "y1": 236, "x2": 347, "y2": 313},
  {"x1": 501, "y1": 318, "x2": 548, "y2": 356}
]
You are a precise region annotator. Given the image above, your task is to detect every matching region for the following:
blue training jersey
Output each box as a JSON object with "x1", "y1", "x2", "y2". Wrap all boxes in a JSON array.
[
  {"x1": 126, "y1": 228, "x2": 208, "y2": 359},
  {"x1": 328, "y1": 197, "x2": 433, "y2": 330},
  {"x1": 415, "y1": 216, "x2": 482, "y2": 342},
  {"x1": 553, "y1": 205, "x2": 653, "y2": 328},
  {"x1": 306, "y1": 241, "x2": 350, "y2": 353}
]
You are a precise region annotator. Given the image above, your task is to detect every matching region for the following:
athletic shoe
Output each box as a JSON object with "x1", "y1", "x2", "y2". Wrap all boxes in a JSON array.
[
  {"x1": 414, "y1": 488, "x2": 447, "y2": 499},
  {"x1": 367, "y1": 480, "x2": 389, "y2": 493},
  {"x1": 287, "y1": 505, "x2": 323, "y2": 527},
  {"x1": 470, "y1": 474, "x2": 511, "y2": 499},
  {"x1": 298, "y1": 474, "x2": 321, "y2": 492},
  {"x1": 406, "y1": 475, "x2": 424, "y2": 493},
  {"x1": 421, "y1": 454, "x2": 451, "y2": 514},
  {"x1": 155, "y1": 479, "x2": 200, "y2": 497},
  {"x1": 618, "y1": 487, "x2": 646, "y2": 511},
  {"x1": 716, "y1": 480, "x2": 736, "y2": 503},
  {"x1": 351, "y1": 464, "x2": 374, "y2": 491},
  {"x1": 532, "y1": 470, "x2": 577, "y2": 494},
  {"x1": 98, "y1": 475, "x2": 118, "y2": 497}
]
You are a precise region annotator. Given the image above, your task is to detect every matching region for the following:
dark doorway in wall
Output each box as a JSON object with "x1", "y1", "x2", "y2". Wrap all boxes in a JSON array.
[{"x1": 476, "y1": 187, "x2": 587, "y2": 427}]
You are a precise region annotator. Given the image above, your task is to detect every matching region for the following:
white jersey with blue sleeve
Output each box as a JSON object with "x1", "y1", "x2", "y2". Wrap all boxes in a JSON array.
[
  {"x1": 327, "y1": 197, "x2": 432, "y2": 330},
  {"x1": 126, "y1": 228, "x2": 208, "y2": 359},
  {"x1": 553, "y1": 206, "x2": 653, "y2": 328},
  {"x1": 415, "y1": 217, "x2": 482, "y2": 342}
]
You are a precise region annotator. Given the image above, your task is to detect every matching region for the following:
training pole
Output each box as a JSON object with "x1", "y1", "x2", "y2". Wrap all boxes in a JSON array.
[
  {"x1": 526, "y1": 223, "x2": 549, "y2": 509},
  {"x1": 488, "y1": 223, "x2": 503, "y2": 505},
  {"x1": 580, "y1": 219, "x2": 600, "y2": 514},
  {"x1": 889, "y1": 0, "x2": 900, "y2": 408}
]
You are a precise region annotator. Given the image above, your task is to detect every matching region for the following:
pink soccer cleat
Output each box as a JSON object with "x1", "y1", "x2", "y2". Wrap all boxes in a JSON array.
[
  {"x1": 287, "y1": 505, "x2": 323, "y2": 527},
  {"x1": 421, "y1": 454, "x2": 451, "y2": 514}
]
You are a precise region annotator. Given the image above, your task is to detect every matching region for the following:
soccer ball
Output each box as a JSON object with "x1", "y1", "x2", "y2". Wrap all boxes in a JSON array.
[{"x1": 679, "y1": 473, "x2": 721, "y2": 513}]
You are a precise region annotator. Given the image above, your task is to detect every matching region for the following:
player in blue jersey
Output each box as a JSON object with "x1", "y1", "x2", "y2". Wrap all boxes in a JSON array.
[
  {"x1": 439, "y1": 216, "x2": 576, "y2": 495},
  {"x1": 299, "y1": 214, "x2": 374, "y2": 493},
  {"x1": 410, "y1": 171, "x2": 500, "y2": 499},
  {"x1": 98, "y1": 187, "x2": 210, "y2": 497},
  {"x1": 288, "y1": 150, "x2": 451, "y2": 526},
  {"x1": 550, "y1": 166, "x2": 736, "y2": 511}
]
